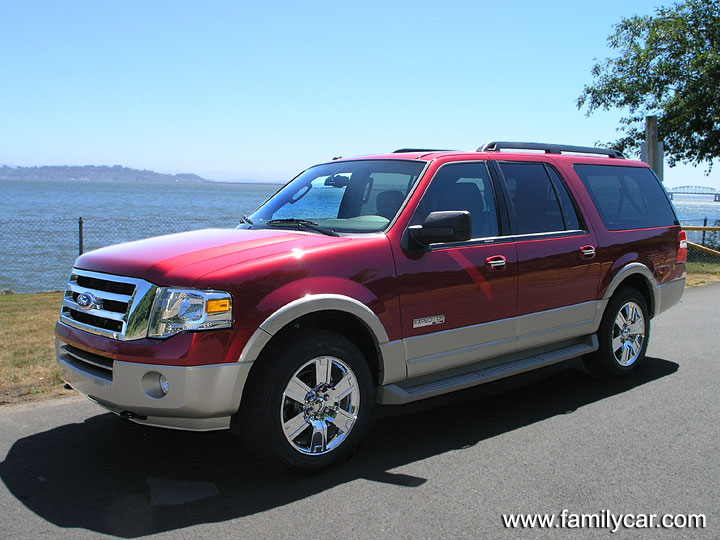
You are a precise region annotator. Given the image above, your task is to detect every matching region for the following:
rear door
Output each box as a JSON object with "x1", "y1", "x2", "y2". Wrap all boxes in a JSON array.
[{"x1": 493, "y1": 161, "x2": 600, "y2": 351}]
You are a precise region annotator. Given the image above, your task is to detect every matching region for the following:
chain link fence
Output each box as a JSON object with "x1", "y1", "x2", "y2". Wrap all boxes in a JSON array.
[
  {"x1": 1, "y1": 216, "x2": 241, "y2": 293},
  {"x1": 679, "y1": 219, "x2": 720, "y2": 268},
  {"x1": 3, "y1": 216, "x2": 719, "y2": 294},
  {"x1": 680, "y1": 218, "x2": 720, "y2": 246}
]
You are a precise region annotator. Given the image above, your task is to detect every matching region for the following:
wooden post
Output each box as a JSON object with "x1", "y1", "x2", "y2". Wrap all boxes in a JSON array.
[{"x1": 78, "y1": 216, "x2": 84, "y2": 255}]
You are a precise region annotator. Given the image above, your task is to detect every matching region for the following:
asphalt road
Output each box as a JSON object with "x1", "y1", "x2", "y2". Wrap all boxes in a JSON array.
[{"x1": 1, "y1": 284, "x2": 718, "y2": 539}]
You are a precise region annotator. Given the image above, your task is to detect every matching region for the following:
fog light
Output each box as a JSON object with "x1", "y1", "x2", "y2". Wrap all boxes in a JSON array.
[{"x1": 141, "y1": 371, "x2": 169, "y2": 399}]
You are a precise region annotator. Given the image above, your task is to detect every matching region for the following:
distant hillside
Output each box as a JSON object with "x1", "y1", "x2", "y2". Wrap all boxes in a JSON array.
[{"x1": 0, "y1": 165, "x2": 209, "y2": 183}]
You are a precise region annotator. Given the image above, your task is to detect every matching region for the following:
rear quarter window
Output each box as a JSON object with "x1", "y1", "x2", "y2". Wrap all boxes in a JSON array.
[{"x1": 573, "y1": 164, "x2": 677, "y2": 230}]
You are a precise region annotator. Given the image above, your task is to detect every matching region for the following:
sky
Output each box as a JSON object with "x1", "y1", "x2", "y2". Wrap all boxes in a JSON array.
[{"x1": 0, "y1": 0, "x2": 716, "y2": 187}]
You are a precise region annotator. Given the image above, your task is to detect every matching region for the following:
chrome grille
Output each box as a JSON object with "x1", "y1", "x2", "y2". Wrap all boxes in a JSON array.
[{"x1": 60, "y1": 269, "x2": 157, "y2": 340}]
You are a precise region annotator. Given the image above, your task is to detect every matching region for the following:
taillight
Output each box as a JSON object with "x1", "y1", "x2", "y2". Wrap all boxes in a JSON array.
[{"x1": 678, "y1": 230, "x2": 687, "y2": 264}]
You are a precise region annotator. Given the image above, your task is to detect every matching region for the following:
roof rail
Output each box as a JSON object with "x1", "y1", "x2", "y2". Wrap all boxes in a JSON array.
[
  {"x1": 393, "y1": 148, "x2": 452, "y2": 153},
  {"x1": 479, "y1": 141, "x2": 624, "y2": 159}
]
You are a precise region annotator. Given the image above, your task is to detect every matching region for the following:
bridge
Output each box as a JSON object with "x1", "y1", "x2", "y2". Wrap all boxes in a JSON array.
[{"x1": 667, "y1": 186, "x2": 720, "y2": 201}]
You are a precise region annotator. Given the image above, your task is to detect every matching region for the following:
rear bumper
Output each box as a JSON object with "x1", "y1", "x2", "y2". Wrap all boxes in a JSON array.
[
  {"x1": 56, "y1": 338, "x2": 252, "y2": 431},
  {"x1": 656, "y1": 277, "x2": 685, "y2": 315}
]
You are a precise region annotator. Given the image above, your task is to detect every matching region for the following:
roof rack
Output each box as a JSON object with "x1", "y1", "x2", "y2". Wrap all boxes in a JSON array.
[
  {"x1": 393, "y1": 148, "x2": 452, "y2": 153},
  {"x1": 479, "y1": 141, "x2": 624, "y2": 159}
]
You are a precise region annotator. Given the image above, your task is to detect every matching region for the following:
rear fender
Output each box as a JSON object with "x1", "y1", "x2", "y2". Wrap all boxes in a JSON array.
[{"x1": 602, "y1": 263, "x2": 659, "y2": 317}]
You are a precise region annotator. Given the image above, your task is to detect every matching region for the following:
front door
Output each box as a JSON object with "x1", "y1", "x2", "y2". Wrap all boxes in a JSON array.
[{"x1": 392, "y1": 161, "x2": 518, "y2": 378}]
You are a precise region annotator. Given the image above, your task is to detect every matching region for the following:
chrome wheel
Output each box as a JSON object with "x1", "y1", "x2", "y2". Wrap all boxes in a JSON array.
[
  {"x1": 280, "y1": 356, "x2": 360, "y2": 455},
  {"x1": 612, "y1": 301, "x2": 646, "y2": 367}
]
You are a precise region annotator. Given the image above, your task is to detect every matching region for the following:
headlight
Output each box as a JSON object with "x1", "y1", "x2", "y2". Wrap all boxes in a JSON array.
[{"x1": 148, "y1": 288, "x2": 233, "y2": 338}]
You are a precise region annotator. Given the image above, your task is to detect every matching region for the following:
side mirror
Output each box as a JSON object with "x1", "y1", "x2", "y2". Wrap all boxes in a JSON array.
[{"x1": 407, "y1": 211, "x2": 472, "y2": 250}]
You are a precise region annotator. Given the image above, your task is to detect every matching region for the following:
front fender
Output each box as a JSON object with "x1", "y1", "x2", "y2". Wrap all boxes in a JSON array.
[
  {"x1": 257, "y1": 293, "x2": 390, "y2": 343},
  {"x1": 238, "y1": 292, "x2": 391, "y2": 365},
  {"x1": 237, "y1": 292, "x2": 406, "y2": 386}
]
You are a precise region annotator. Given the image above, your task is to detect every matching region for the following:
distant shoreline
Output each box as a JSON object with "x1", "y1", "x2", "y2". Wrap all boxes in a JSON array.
[
  {"x1": 206, "y1": 179, "x2": 284, "y2": 185},
  {"x1": 0, "y1": 177, "x2": 284, "y2": 185},
  {"x1": 0, "y1": 165, "x2": 283, "y2": 185}
]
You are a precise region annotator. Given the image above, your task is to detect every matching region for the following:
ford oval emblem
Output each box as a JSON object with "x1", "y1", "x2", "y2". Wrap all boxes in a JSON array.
[{"x1": 77, "y1": 292, "x2": 98, "y2": 310}]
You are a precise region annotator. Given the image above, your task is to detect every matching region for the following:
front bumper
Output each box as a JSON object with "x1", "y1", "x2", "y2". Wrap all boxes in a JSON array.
[{"x1": 56, "y1": 338, "x2": 252, "y2": 431}]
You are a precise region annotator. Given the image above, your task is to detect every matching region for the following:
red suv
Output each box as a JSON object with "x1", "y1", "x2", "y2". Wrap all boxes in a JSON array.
[{"x1": 55, "y1": 142, "x2": 686, "y2": 472}]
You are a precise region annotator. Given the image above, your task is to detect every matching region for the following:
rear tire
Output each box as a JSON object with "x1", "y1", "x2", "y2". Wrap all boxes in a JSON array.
[
  {"x1": 235, "y1": 329, "x2": 375, "y2": 474},
  {"x1": 584, "y1": 288, "x2": 650, "y2": 379}
]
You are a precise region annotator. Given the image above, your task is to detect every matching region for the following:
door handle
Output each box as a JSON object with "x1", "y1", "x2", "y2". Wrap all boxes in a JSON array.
[
  {"x1": 486, "y1": 255, "x2": 507, "y2": 269},
  {"x1": 580, "y1": 245, "x2": 596, "y2": 259}
]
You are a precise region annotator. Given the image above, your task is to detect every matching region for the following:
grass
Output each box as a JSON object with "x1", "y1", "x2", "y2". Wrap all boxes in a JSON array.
[
  {"x1": 1, "y1": 264, "x2": 719, "y2": 406},
  {"x1": 686, "y1": 261, "x2": 720, "y2": 287},
  {"x1": 686, "y1": 261, "x2": 720, "y2": 274},
  {"x1": 0, "y1": 291, "x2": 67, "y2": 404}
]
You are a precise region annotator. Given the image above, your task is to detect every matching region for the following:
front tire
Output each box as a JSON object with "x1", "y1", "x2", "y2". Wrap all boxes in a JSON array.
[
  {"x1": 236, "y1": 329, "x2": 375, "y2": 473},
  {"x1": 584, "y1": 288, "x2": 650, "y2": 378}
]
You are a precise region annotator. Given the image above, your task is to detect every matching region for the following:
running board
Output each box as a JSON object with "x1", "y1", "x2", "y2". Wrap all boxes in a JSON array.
[{"x1": 377, "y1": 336, "x2": 598, "y2": 405}]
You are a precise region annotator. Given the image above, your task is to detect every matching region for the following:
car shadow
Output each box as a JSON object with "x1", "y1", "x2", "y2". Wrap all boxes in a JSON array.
[{"x1": 0, "y1": 356, "x2": 677, "y2": 538}]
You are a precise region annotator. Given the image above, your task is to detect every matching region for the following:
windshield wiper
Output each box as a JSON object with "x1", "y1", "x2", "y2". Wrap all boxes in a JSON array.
[
  {"x1": 266, "y1": 218, "x2": 339, "y2": 237},
  {"x1": 240, "y1": 215, "x2": 254, "y2": 229}
]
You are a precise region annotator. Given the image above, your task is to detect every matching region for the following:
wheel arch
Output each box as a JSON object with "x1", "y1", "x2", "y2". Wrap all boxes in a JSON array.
[
  {"x1": 238, "y1": 294, "x2": 405, "y2": 388},
  {"x1": 602, "y1": 263, "x2": 658, "y2": 318}
]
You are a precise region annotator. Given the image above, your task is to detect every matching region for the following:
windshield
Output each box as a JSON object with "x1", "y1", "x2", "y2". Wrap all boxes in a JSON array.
[{"x1": 240, "y1": 160, "x2": 426, "y2": 234}]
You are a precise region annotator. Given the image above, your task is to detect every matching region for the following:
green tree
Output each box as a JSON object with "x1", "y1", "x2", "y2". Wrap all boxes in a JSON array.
[{"x1": 578, "y1": 0, "x2": 720, "y2": 171}]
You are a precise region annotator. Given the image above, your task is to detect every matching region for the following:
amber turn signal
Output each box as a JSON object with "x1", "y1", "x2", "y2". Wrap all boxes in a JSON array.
[{"x1": 206, "y1": 298, "x2": 231, "y2": 313}]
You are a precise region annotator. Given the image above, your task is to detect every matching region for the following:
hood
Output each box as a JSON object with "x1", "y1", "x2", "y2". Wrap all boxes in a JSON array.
[{"x1": 75, "y1": 228, "x2": 353, "y2": 286}]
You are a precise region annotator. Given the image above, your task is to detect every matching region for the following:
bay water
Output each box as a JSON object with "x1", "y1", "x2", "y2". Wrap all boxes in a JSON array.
[
  {"x1": 1, "y1": 179, "x2": 281, "y2": 292},
  {"x1": 1, "y1": 179, "x2": 718, "y2": 293}
]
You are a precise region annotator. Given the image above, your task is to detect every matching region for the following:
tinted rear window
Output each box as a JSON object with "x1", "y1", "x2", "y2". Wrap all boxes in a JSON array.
[{"x1": 574, "y1": 165, "x2": 677, "y2": 230}]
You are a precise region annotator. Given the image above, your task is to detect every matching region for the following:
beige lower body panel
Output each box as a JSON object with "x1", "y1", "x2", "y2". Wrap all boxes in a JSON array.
[
  {"x1": 515, "y1": 300, "x2": 604, "y2": 352},
  {"x1": 656, "y1": 277, "x2": 685, "y2": 315},
  {"x1": 403, "y1": 301, "x2": 603, "y2": 379},
  {"x1": 378, "y1": 334, "x2": 598, "y2": 405},
  {"x1": 57, "y1": 338, "x2": 252, "y2": 431}
]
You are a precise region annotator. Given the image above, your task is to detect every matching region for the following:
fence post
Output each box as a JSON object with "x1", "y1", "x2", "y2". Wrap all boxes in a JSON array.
[
  {"x1": 78, "y1": 216, "x2": 84, "y2": 255},
  {"x1": 702, "y1": 217, "x2": 707, "y2": 246}
]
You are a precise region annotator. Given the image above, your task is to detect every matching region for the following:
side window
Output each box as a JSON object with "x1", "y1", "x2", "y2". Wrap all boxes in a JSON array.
[
  {"x1": 574, "y1": 165, "x2": 677, "y2": 230},
  {"x1": 499, "y1": 162, "x2": 565, "y2": 234},
  {"x1": 546, "y1": 166, "x2": 582, "y2": 230},
  {"x1": 411, "y1": 162, "x2": 499, "y2": 239}
]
